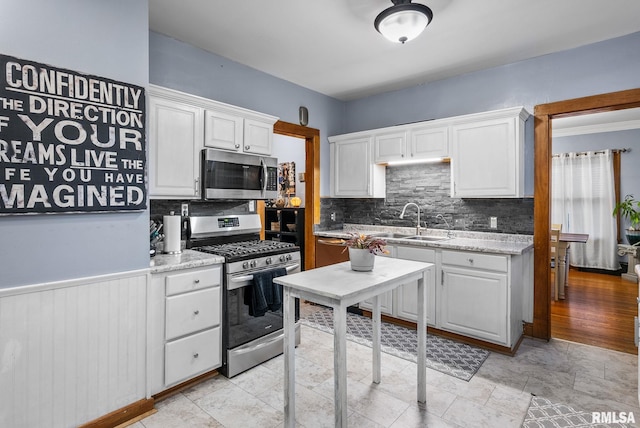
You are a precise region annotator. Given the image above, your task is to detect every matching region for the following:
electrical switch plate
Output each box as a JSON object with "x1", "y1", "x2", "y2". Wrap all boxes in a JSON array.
[
  {"x1": 330, "y1": 212, "x2": 336, "y2": 221},
  {"x1": 490, "y1": 216, "x2": 497, "y2": 229},
  {"x1": 181, "y1": 203, "x2": 189, "y2": 217}
]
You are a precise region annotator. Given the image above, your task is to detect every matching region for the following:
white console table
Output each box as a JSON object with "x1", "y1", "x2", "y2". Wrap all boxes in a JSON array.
[
  {"x1": 274, "y1": 257, "x2": 433, "y2": 428},
  {"x1": 618, "y1": 244, "x2": 640, "y2": 282}
]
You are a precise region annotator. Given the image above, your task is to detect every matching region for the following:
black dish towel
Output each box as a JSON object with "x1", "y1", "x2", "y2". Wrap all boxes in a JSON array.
[{"x1": 244, "y1": 267, "x2": 287, "y2": 317}]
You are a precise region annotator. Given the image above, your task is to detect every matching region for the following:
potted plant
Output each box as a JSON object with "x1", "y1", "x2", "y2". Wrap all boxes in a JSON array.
[
  {"x1": 613, "y1": 194, "x2": 640, "y2": 245},
  {"x1": 342, "y1": 233, "x2": 389, "y2": 271}
]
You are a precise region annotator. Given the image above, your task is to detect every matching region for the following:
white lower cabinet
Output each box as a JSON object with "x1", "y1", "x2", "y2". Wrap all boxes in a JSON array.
[
  {"x1": 395, "y1": 246, "x2": 436, "y2": 326},
  {"x1": 358, "y1": 246, "x2": 436, "y2": 326},
  {"x1": 165, "y1": 327, "x2": 221, "y2": 387},
  {"x1": 359, "y1": 250, "x2": 394, "y2": 315},
  {"x1": 355, "y1": 243, "x2": 529, "y2": 350},
  {"x1": 439, "y1": 250, "x2": 517, "y2": 347},
  {"x1": 149, "y1": 264, "x2": 223, "y2": 394}
]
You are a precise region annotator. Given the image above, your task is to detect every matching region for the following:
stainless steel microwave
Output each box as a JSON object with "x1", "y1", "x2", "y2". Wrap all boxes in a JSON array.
[{"x1": 201, "y1": 149, "x2": 278, "y2": 200}]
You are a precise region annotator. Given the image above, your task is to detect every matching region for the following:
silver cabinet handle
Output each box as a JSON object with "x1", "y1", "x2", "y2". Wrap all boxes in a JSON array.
[
  {"x1": 194, "y1": 177, "x2": 199, "y2": 196},
  {"x1": 235, "y1": 143, "x2": 240, "y2": 149},
  {"x1": 194, "y1": 279, "x2": 200, "y2": 284},
  {"x1": 467, "y1": 258, "x2": 474, "y2": 264},
  {"x1": 245, "y1": 145, "x2": 250, "y2": 150},
  {"x1": 194, "y1": 310, "x2": 199, "y2": 315},
  {"x1": 193, "y1": 353, "x2": 199, "y2": 359}
]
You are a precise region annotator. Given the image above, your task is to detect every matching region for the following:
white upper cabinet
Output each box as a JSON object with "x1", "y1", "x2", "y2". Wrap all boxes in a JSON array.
[
  {"x1": 148, "y1": 85, "x2": 278, "y2": 199},
  {"x1": 204, "y1": 110, "x2": 243, "y2": 152},
  {"x1": 149, "y1": 92, "x2": 203, "y2": 199},
  {"x1": 373, "y1": 123, "x2": 449, "y2": 163},
  {"x1": 204, "y1": 110, "x2": 275, "y2": 156},
  {"x1": 450, "y1": 107, "x2": 529, "y2": 198},
  {"x1": 374, "y1": 130, "x2": 407, "y2": 163},
  {"x1": 329, "y1": 135, "x2": 386, "y2": 198},
  {"x1": 409, "y1": 124, "x2": 449, "y2": 160}
]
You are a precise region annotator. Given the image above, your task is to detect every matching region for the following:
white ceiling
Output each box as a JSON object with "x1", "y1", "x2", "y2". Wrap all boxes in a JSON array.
[{"x1": 148, "y1": 0, "x2": 640, "y2": 101}]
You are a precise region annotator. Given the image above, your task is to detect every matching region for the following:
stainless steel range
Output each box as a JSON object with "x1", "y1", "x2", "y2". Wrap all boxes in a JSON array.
[{"x1": 188, "y1": 214, "x2": 301, "y2": 378}]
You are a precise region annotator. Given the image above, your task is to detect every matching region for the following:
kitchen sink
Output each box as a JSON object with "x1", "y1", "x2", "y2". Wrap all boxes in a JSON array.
[
  {"x1": 370, "y1": 232, "x2": 415, "y2": 239},
  {"x1": 371, "y1": 232, "x2": 450, "y2": 242},
  {"x1": 405, "y1": 235, "x2": 450, "y2": 242}
]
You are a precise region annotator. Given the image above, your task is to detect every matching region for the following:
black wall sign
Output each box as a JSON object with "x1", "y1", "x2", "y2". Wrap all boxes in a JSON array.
[{"x1": 0, "y1": 54, "x2": 146, "y2": 214}]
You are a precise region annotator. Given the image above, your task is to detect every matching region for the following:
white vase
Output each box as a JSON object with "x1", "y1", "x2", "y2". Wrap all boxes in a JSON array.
[{"x1": 348, "y1": 247, "x2": 375, "y2": 272}]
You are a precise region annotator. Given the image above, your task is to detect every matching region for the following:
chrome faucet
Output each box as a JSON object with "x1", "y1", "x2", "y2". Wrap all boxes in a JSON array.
[
  {"x1": 400, "y1": 203, "x2": 422, "y2": 235},
  {"x1": 436, "y1": 214, "x2": 453, "y2": 238}
]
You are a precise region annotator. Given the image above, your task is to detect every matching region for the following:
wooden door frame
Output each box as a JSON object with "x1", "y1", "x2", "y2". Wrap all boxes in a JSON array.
[
  {"x1": 531, "y1": 88, "x2": 640, "y2": 339},
  {"x1": 272, "y1": 121, "x2": 320, "y2": 271}
]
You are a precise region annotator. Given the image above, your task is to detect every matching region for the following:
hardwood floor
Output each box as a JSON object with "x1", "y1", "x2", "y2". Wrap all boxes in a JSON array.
[{"x1": 551, "y1": 268, "x2": 638, "y2": 355}]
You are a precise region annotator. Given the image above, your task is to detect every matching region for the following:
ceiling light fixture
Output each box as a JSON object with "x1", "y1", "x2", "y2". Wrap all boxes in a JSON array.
[{"x1": 374, "y1": 0, "x2": 433, "y2": 44}]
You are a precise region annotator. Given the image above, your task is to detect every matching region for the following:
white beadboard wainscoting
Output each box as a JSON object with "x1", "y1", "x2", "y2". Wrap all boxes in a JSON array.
[{"x1": 0, "y1": 269, "x2": 149, "y2": 428}]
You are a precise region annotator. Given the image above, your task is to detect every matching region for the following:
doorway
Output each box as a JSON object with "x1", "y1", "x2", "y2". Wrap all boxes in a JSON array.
[
  {"x1": 264, "y1": 121, "x2": 320, "y2": 271},
  {"x1": 531, "y1": 88, "x2": 640, "y2": 342}
]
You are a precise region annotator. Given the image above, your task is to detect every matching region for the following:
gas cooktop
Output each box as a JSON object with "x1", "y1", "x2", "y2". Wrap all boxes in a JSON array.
[{"x1": 193, "y1": 239, "x2": 298, "y2": 262}]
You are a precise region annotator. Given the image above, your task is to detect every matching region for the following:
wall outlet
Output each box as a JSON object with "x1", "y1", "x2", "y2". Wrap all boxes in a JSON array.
[
  {"x1": 330, "y1": 212, "x2": 336, "y2": 221},
  {"x1": 490, "y1": 216, "x2": 497, "y2": 229},
  {"x1": 181, "y1": 203, "x2": 189, "y2": 217}
]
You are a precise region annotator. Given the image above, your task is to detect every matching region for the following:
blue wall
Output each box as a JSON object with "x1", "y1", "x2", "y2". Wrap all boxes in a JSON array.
[
  {"x1": 149, "y1": 31, "x2": 345, "y2": 199},
  {"x1": 343, "y1": 32, "x2": 640, "y2": 132},
  {"x1": 0, "y1": 0, "x2": 149, "y2": 287}
]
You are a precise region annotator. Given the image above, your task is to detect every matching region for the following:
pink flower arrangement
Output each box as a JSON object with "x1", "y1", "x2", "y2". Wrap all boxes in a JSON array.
[{"x1": 342, "y1": 233, "x2": 389, "y2": 255}]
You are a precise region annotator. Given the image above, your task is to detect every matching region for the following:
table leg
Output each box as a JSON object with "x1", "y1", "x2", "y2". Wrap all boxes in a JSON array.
[
  {"x1": 558, "y1": 243, "x2": 568, "y2": 299},
  {"x1": 372, "y1": 295, "x2": 381, "y2": 384},
  {"x1": 417, "y1": 272, "x2": 427, "y2": 403},
  {"x1": 333, "y1": 304, "x2": 348, "y2": 427},
  {"x1": 283, "y1": 287, "x2": 296, "y2": 428}
]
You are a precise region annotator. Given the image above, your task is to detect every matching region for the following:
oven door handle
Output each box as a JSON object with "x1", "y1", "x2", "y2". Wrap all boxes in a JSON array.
[{"x1": 229, "y1": 264, "x2": 300, "y2": 283}]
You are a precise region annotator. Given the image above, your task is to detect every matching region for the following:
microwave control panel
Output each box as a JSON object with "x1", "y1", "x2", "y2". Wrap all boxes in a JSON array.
[{"x1": 266, "y1": 167, "x2": 278, "y2": 191}]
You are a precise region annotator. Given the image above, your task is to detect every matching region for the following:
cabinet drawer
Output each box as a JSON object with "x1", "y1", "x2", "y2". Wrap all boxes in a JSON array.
[
  {"x1": 165, "y1": 327, "x2": 221, "y2": 387},
  {"x1": 165, "y1": 266, "x2": 221, "y2": 296},
  {"x1": 396, "y1": 246, "x2": 435, "y2": 263},
  {"x1": 166, "y1": 287, "x2": 220, "y2": 340},
  {"x1": 441, "y1": 250, "x2": 507, "y2": 272}
]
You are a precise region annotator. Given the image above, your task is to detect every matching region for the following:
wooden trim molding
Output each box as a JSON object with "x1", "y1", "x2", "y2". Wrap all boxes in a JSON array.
[
  {"x1": 532, "y1": 87, "x2": 640, "y2": 340},
  {"x1": 273, "y1": 121, "x2": 321, "y2": 271},
  {"x1": 78, "y1": 398, "x2": 155, "y2": 428}
]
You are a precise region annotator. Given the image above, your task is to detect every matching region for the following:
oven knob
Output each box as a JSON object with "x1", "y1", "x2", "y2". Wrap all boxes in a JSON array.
[
  {"x1": 279, "y1": 255, "x2": 286, "y2": 262},
  {"x1": 250, "y1": 260, "x2": 257, "y2": 268},
  {"x1": 243, "y1": 261, "x2": 249, "y2": 269},
  {"x1": 286, "y1": 254, "x2": 292, "y2": 261},
  {"x1": 266, "y1": 257, "x2": 272, "y2": 265}
]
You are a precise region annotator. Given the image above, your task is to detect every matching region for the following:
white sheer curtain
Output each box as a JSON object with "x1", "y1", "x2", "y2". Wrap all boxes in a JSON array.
[{"x1": 551, "y1": 149, "x2": 619, "y2": 270}]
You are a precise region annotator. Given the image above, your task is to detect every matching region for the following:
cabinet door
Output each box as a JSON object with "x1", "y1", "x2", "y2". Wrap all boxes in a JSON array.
[
  {"x1": 165, "y1": 287, "x2": 221, "y2": 340},
  {"x1": 409, "y1": 125, "x2": 449, "y2": 160},
  {"x1": 440, "y1": 265, "x2": 507, "y2": 345},
  {"x1": 359, "y1": 251, "x2": 394, "y2": 315},
  {"x1": 149, "y1": 96, "x2": 203, "y2": 198},
  {"x1": 395, "y1": 246, "x2": 436, "y2": 326},
  {"x1": 451, "y1": 117, "x2": 519, "y2": 198},
  {"x1": 374, "y1": 131, "x2": 406, "y2": 163},
  {"x1": 204, "y1": 110, "x2": 243, "y2": 152},
  {"x1": 243, "y1": 119, "x2": 273, "y2": 155},
  {"x1": 331, "y1": 137, "x2": 385, "y2": 197},
  {"x1": 165, "y1": 327, "x2": 221, "y2": 387}
]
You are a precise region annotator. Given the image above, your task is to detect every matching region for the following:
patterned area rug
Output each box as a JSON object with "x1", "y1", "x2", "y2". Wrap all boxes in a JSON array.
[
  {"x1": 300, "y1": 306, "x2": 489, "y2": 381},
  {"x1": 522, "y1": 396, "x2": 630, "y2": 428}
]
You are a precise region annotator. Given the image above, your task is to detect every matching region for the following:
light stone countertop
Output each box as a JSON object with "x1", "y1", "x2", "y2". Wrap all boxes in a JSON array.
[
  {"x1": 315, "y1": 224, "x2": 533, "y2": 255},
  {"x1": 149, "y1": 249, "x2": 224, "y2": 274}
]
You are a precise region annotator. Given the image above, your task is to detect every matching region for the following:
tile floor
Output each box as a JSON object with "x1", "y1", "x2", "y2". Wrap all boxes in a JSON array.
[{"x1": 132, "y1": 308, "x2": 639, "y2": 427}]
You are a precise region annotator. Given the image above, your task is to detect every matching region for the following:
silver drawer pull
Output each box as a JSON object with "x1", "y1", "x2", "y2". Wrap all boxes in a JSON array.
[
  {"x1": 194, "y1": 279, "x2": 200, "y2": 284},
  {"x1": 467, "y1": 258, "x2": 474, "y2": 264},
  {"x1": 193, "y1": 353, "x2": 199, "y2": 359},
  {"x1": 194, "y1": 310, "x2": 199, "y2": 315}
]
